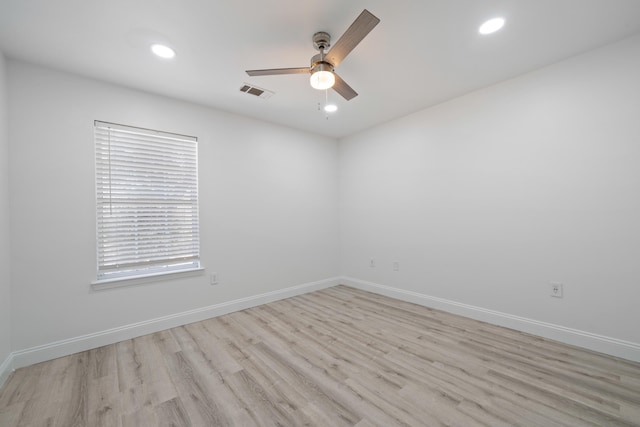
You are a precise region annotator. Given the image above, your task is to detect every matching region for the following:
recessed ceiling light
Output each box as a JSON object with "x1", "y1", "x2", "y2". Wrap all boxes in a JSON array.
[
  {"x1": 151, "y1": 44, "x2": 175, "y2": 59},
  {"x1": 324, "y1": 104, "x2": 338, "y2": 113},
  {"x1": 479, "y1": 17, "x2": 505, "y2": 35}
]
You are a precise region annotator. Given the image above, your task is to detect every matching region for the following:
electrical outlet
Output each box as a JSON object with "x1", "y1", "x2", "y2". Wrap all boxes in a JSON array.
[
  {"x1": 393, "y1": 261, "x2": 400, "y2": 271},
  {"x1": 370, "y1": 258, "x2": 375, "y2": 268},
  {"x1": 550, "y1": 282, "x2": 563, "y2": 298},
  {"x1": 210, "y1": 273, "x2": 219, "y2": 285}
]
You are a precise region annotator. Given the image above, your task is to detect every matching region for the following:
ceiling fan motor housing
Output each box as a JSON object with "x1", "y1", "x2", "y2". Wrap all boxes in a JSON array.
[
  {"x1": 310, "y1": 53, "x2": 335, "y2": 71},
  {"x1": 312, "y1": 32, "x2": 331, "y2": 51}
]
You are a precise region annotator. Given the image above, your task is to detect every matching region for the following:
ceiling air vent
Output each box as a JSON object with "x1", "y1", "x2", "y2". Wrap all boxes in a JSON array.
[{"x1": 240, "y1": 83, "x2": 274, "y2": 99}]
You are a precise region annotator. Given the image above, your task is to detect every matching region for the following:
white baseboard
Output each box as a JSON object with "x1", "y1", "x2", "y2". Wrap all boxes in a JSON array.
[
  {"x1": 0, "y1": 352, "x2": 14, "y2": 389},
  {"x1": 340, "y1": 277, "x2": 640, "y2": 363},
  {"x1": 5, "y1": 277, "x2": 339, "y2": 378}
]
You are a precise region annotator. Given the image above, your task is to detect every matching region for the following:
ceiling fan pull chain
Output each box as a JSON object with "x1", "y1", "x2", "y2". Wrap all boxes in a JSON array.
[{"x1": 325, "y1": 89, "x2": 329, "y2": 120}]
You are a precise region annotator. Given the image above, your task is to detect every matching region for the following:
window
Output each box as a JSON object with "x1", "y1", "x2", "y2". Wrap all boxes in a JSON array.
[{"x1": 94, "y1": 121, "x2": 200, "y2": 282}]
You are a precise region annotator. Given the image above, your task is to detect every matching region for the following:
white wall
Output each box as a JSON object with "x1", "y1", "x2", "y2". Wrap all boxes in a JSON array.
[
  {"x1": 0, "y1": 52, "x2": 12, "y2": 378},
  {"x1": 8, "y1": 61, "x2": 339, "y2": 355},
  {"x1": 339, "y1": 34, "x2": 640, "y2": 353}
]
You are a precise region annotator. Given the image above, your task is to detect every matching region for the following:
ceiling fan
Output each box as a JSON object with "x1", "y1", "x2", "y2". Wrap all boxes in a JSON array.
[{"x1": 246, "y1": 9, "x2": 380, "y2": 101}]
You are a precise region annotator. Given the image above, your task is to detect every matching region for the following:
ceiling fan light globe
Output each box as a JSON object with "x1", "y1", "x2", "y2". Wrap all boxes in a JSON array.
[{"x1": 310, "y1": 70, "x2": 335, "y2": 90}]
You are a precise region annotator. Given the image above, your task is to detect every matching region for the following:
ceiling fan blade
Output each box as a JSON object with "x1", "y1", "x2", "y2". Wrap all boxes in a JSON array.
[
  {"x1": 246, "y1": 67, "x2": 309, "y2": 76},
  {"x1": 332, "y1": 74, "x2": 358, "y2": 100},
  {"x1": 326, "y1": 9, "x2": 380, "y2": 68}
]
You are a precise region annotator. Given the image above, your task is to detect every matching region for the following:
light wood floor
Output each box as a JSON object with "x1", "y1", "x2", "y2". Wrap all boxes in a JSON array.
[{"x1": 1, "y1": 285, "x2": 640, "y2": 426}]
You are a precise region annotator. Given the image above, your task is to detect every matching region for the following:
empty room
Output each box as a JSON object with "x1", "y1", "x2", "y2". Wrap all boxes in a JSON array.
[{"x1": 1, "y1": 1, "x2": 640, "y2": 426}]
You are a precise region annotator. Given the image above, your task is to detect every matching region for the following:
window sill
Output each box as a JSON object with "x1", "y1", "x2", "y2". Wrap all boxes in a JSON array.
[{"x1": 91, "y1": 267, "x2": 205, "y2": 291}]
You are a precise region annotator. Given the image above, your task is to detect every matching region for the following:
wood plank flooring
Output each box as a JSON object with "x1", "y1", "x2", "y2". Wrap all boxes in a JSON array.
[{"x1": 1, "y1": 285, "x2": 640, "y2": 426}]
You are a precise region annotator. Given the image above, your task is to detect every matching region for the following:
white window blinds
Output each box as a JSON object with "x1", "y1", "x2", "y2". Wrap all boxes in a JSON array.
[{"x1": 94, "y1": 121, "x2": 200, "y2": 281}]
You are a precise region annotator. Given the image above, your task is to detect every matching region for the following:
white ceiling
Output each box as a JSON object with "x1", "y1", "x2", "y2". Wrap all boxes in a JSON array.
[{"x1": 2, "y1": 0, "x2": 640, "y2": 138}]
